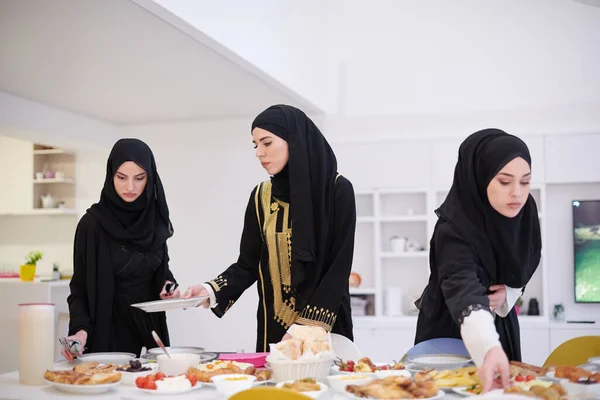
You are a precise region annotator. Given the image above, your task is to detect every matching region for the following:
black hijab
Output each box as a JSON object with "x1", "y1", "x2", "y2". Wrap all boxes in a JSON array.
[
  {"x1": 436, "y1": 129, "x2": 541, "y2": 288},
  {"x1": 252, "y1": 105, "x2": 338, "y2": 295},
  {"x1": 87, "y1": 138, "x2": 173, "y2": 252}
]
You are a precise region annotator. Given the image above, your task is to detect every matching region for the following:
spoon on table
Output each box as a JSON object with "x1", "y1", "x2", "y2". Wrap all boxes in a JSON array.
[{"x1": 151, "y1": 330, "x2": 171, "y2": 359}]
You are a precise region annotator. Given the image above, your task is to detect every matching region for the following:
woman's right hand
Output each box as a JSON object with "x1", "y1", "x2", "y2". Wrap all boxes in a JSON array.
[
  {"x1": 478, "y1": 346, "x2": 510, "y2": 393},
  {"x1": 182, "y1": 285, "x2": 210, "y2": 308},
  {"x1": 60, "y1": 330, "x2": 88, "y2": 363}
]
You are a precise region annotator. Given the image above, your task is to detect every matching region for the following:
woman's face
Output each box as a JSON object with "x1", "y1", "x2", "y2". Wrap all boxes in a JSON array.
[
  {"x1": 486, "y1": 156, "x2": 531, "y2": 218},
  {"x1": 252, "y1": 127, "x2": 289, "y2": 175},
  {"x1": 113, "y1": 161, "x2": 148, "y2": 202}
]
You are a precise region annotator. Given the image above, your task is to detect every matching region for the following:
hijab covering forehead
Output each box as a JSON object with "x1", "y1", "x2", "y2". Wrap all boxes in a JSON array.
[
  {"x1": 252, "y1": 104, "x2": 338, "y2": 296},
  {"x1": 436, "y1": 128, "x2": 541, "y2": 287},
  {"x1": 87, "y1": 138, "x2": 173, "y2": 252}
]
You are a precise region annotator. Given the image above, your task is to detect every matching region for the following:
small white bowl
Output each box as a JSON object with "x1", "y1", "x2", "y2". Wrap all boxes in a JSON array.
[
  {"x1": 374, "y1": 369, "x2": 412, "y2": 379},
  {"x1": 562, "y1": 379, "x2": 600, "y2": 397},
  {"x1": 276, "y1": 380, "x2": 328, "y2": 399},
  {"x1": 211, "y1": 374, "x2": 256, "y2": 396},
  {"x1": 157, "y1": 353, "x2": 201, "y2": 376},
  {"x1": 119, "y1": 364, "x2": 158, "y2": 386},
  {"x1": 326, "y1": 374, "x2": 373, "y2": 393}
]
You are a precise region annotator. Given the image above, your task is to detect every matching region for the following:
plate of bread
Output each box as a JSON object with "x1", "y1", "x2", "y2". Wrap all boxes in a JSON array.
[{"x1": 43, "y1": 362, "x2": 121, "y2": 394}]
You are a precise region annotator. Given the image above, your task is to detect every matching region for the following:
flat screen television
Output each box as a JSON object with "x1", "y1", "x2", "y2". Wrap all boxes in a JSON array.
[{"x1": 572, "y1": 200, "x2": 600, "y2": 303}]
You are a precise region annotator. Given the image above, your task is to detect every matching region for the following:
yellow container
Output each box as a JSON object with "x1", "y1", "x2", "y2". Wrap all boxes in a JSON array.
[{"x1": 19, "y1": 264, "x2": 36, "y2": 282}]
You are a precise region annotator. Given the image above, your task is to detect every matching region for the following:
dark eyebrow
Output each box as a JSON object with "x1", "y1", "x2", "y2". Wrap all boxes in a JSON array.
[
  {"x1": 251, "y1": 136, "x2": 272, "y2": 145},
  {"x1": 498, "y1": 172, "x2": 531, "y2": 178},
  {"x1": 135, "y1": 172, "x2": 146, "y2": 177}
]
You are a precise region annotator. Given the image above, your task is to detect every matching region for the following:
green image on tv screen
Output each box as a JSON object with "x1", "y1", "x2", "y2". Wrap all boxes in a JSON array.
[{"x1": 573, "y1": 200, "x2": 600, "y2": 303}]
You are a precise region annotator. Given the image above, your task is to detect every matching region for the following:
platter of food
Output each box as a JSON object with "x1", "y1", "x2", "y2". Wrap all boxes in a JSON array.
[{"x1": 43, "y1": 362, "x2": 122, "y2": 394}]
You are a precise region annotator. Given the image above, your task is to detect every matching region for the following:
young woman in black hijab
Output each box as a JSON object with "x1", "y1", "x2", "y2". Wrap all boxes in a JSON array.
[
  {"x1": 414, "y1": 129, "x2": 542, "y2": 392},
  {"x1": 62, "y1": 138, "x2": 179, "y2": 361},
  {"x1": 183, "y1": 104, "x2": 357, "y2": 351}
]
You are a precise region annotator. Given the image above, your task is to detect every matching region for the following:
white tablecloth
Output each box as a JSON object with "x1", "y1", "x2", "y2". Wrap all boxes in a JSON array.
[{"x1": 0, "y1": 369, "x2": 464, "y2": 400}]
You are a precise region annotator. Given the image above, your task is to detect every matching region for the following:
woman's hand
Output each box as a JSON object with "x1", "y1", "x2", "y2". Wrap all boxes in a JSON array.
[
  {"x1": 182, "y1": 285, "x2": 210, "y2": 308},
  {"x1": 488, "y1": 285, "x2": 507, "y2": 312},
  {"x1": 478, "y1": 346, "x2": 510, "y2": 393},
  {"x1": 160, "y1": 281, "x2": 181, "y2": 299},
  {"x1": 60, "y1": 330, "x2": 87, "y2": 363}
]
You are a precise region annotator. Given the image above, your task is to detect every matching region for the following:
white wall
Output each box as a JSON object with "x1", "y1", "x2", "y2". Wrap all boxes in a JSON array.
[{"x1": 150, "y1": 0, "x2": 336, "y2": 114}]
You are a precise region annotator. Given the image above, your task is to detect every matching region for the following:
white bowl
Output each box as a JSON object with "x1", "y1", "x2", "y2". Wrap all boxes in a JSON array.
[
  {"x1": 588, "y1": 356, "x2": 600, "y2": 366},
  {"x1": 211, "y1": 374, "x2": 256, "y2": 396},
  {"x1": 266, "y1": 356, "x2": 335, "y2": 382},
  {"x1": 406, "y1": 354, "x2": 471, "y2": 370},
  {"x1": 562, "y1": 379, "x2": 600, "y2": 397},
  {"x1": 118, "y1": 364, "x2": 158, "y2": 386},
  {"x1": 157, "y1": 353, "x2": 201, "y2": 376},
  {"x1": 374, "y1": 369, "x2": 412, "y2": 379},
  {"x1": 276, "y1": 380, "x2": 328, "y2": 399},
  {"x1": 326, "y1": 374, "x2": 373, "y2": 393}
]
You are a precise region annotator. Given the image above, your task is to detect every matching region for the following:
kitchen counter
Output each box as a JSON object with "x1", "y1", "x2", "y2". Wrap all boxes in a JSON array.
[
  {"x1": 0, "y1": 278, "x2": 70, "y2": 374},
  {"x1": 0, "y1": 365, "x2": 465, "y2": 399}
]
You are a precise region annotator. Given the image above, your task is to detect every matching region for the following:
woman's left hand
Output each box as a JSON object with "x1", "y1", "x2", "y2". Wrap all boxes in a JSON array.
[
  {"x1": 160, "y1": 281, "x2": 181, "y2": 299},
  {"x1": 488, "y1": 285, "x2": 507, "y2": 312}
]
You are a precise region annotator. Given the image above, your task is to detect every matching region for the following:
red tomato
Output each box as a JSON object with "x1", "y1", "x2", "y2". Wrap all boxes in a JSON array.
[
  {"x1": 347, "y1": 360, "x2": 355, "y2": 366},
  {"x1": 187, "y1": 373, "x2": 198, "y2": 387},
  {"x1": 515, "y1": 375, "x2": 525, "y2": 382},
  {"x1": 145, "y1": 380, "x2": 157, "y2": 390},
  {"x1": 135, "y1": 377, "x2": 146, "y2": 388},
  {"x1": 526, "y1": 375, "x2": 535, "y2": 381},
  {"x1": 155, "y1": 372, "x2": 166, "y2": 381}
]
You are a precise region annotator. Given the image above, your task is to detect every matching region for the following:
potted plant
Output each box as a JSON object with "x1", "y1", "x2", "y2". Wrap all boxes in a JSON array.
[
  {"x1": 553, "y1": 304, "x2": 565, "y2": 321},
  {"x1": 52, "y1": 262, "x2": 60, "y2": 281},
  {"x1": 515, "y1": 297, "x2": 523, "y2": 315},
  {"x1": 20, "y1": 251, "x2": 43, "y2": 282}
]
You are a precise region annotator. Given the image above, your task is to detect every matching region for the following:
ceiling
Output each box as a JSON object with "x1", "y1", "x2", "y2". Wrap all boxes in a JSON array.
[{"x1": 0, "y1": 0, "x2": 321, "y2": 125}]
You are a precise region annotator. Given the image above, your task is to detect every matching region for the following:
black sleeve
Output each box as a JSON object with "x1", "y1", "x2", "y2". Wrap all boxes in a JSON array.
[
  {"x1": 209, "y1": 187, "x2": 262, "y2": 317},
  {"x1": 67, "y1": 216, "x2": 94, "y2": 336},
  {"x1": 164, "y1": 244, "x2": 176, "y2": 284},
  {"x1": 436, "y1": 221, "x2": 492, "y2": 325},
  {"x1": 296, "y1": 176, "x2": 357, "y2": 331}
]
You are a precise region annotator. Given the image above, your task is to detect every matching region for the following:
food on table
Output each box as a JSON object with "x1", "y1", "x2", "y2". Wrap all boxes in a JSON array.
[
  {"x1": 465, "y1": 383, "x2": 482, "y2": 395},
  {"x1": 414, "y1": 366, "x2": 479, "y2": 387},
  {"x1": 43, "y1": 369, "x2": 121, "y2": 385},
  {"x1": 274, "y1": 325, "x2": 332, "y2": 360},
  {"x1": 335, "y1": 357, "x2": 405, "y2": 373},
  {"x1": 116, "y1": 359, "x2": 152, "y2": 373},
  {"x1": 512, "y1": 375, "x2": 553, "y2": 390},
  {"x1": 135, "y1": 372, "x2": 197, "y2": 391},
  {"x1": 347, "y1": 375, "x2": 438, "y2": 399},
  {"x1": 187, "y1": 360, "x2": 271, "y2": 383},
  {"x1": 281, "y1": 378, "x2": 321, "y2": 392},
  {"x1": 73, "y1": 361, "x2": 119, "y2": 374},
  {"x1": 504, "y1": 383, "x2": 566, "y2": 400},
  {"x1": 509, "y1": 361, "x2": 548, "y2": 377},
  {"x1": 553, "y1": 365, "x2": 600, "y2": 383}
]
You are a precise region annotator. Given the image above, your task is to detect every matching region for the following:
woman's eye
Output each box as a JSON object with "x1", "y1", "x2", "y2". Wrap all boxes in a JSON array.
[
  {"x1": 499, "y1": 181, "x2": 510, "y2": 186},
  {"x1": 521, "y1": 181, "x2": 531, "y2": 186}
]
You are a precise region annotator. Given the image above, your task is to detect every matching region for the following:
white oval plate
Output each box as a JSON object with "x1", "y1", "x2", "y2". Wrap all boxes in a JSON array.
[
  {"x1": 202, "y1": 378, "x2": 273, "y2": 388},
  {"x1": 346, "y1": 389, "x2": 445, "y2": 400},
  {"x1": 131, "y1": 297, "x2": 208, "y2": 313},
  {"x1": 135, "y1": 381, "x2": 202, "y2": 395},
  {"x1": 407, "y1": 354, "x2": 471, "y2": 370},
  {"x1": 44, "y1": 378, "x2": 120, "y2": 394}
]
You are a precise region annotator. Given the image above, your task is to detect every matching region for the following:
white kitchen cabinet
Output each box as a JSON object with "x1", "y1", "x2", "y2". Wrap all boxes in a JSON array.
[
  {"x1": 354, "y1": 325, "x2": 417, "y2": 361},
  {"x1": 0, "y1": 136, "x2": 33, "y2": 214},
  {"x1": 545, "y1": 134, "x2": 600, "y2": 184}
]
